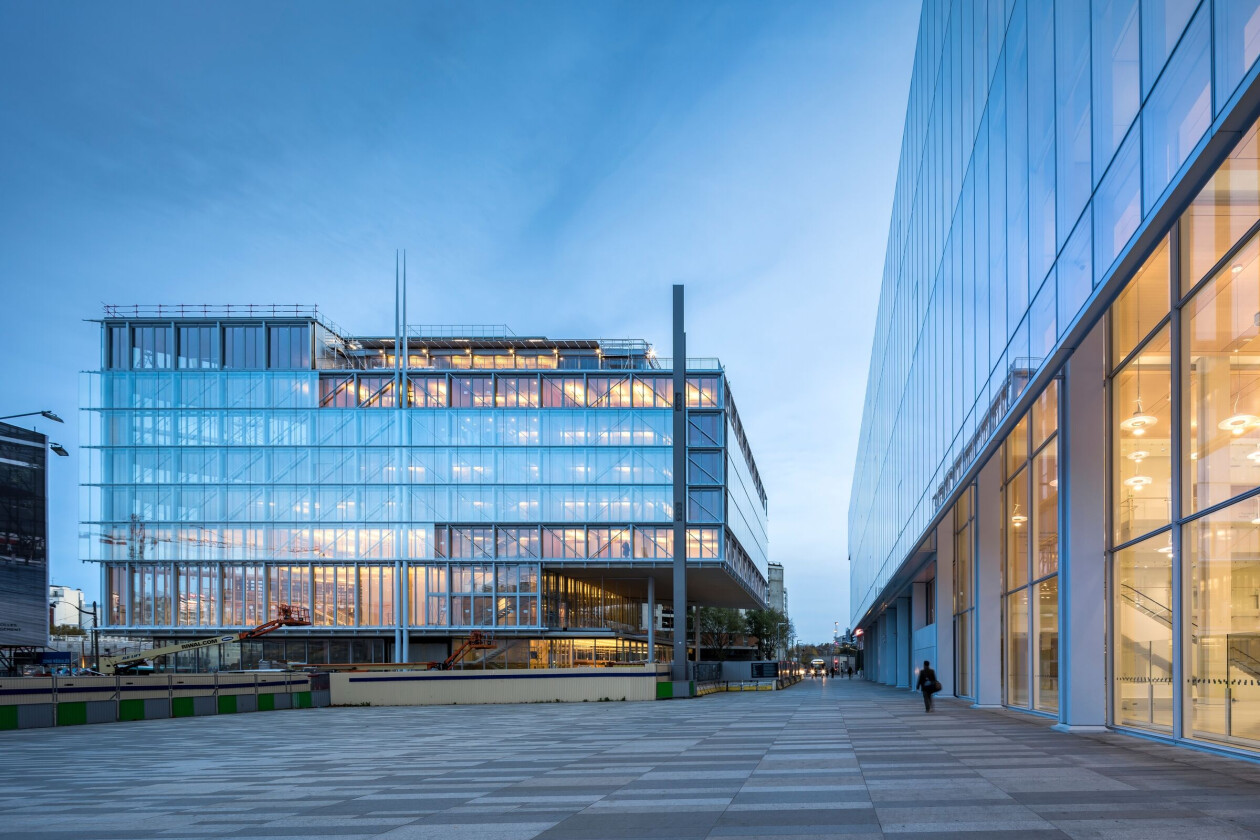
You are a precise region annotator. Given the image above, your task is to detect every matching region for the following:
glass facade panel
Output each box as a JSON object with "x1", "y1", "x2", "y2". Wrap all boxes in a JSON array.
[
  {"x1": 1095, "y1": 123, "x2": 1142, "y2": 279},
  {"x1": 223, "y1": 326, "x2": 264, "y2": 369},
  {"x1": 1034, "y1": 439, "x2": 1059, "y2": 579},
  {"x1": 1001, "y1": 378, "x2": 1060, "y2": 712},
  {"x1": 543, "y1": 377, "x2": 586, "y2": 408},
  {"x1": 1184, "y1": 233, "x2": 1260, "y2": 513},
  {"x1": 1006, "y1": 466, "x2": 1030, "y2": 591},
  {"x1": 1142, "y1": 6, "x2": 1211, "y2": 211},
  {"x1": 1185, "y1": 497, "x2": 1260, "y2": 747},
  {"x1": 1112, "y1": 238, "x2": 1171, "y2": 364},
  {"x1": 1005, "y1": 415, "x2": 1029, "y2": 479},
  {"x1": 1005, "y1": 589, "x2": 1030, "y2": 707},
  {"x1": 268, "y1": 325, "x2": 311, "y2": 370},
  {"x1": 1056, "y1": 0, "x2": 1092, "y2": 244},
  {"x1": 131, "y1": 326, "x2": 173, "y2": 370},
  {"x1": 1093, "y1": 0, "x2": 1141, "y2": 179},
  {"x1": 1142, "y1": 0, "x2": 1199, "y2": 96},
  {"x1": 1113, "y1": 327, "x2": 1173, "y2": 544},
  {"x1": 1035, "y1": 576, "x2": 1059, "y2": 714},
  {"x1": 1181, "y1": 122, "x2": 1260, "y2": 293},
  {"x1": 953, "y1": 489, "x2": 975, "y2": 699},
  {"x1": 1214, "y1": 0, "x2": 1260, "y2": 108},
  {"x1": 178, "y1": 326, "x2": 217, "y2": 369},
  {"x1": 686, "y1": 377, "x2": 720, "y2": 408},
  {"x1": 409, "y1": 376, "x2": 448, "y2": 407},
  {"x1": 1031, "y1": 379, "x2": 1058, "y2": 449},
  {"x1": 632, "y1": 376, "x2": 672, "y2": 408},
  {"x1": 1115, "y1": 534, "x2": 1175, "y2": 731}
]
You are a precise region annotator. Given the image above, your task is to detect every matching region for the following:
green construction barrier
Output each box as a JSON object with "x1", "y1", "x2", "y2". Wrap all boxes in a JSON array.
[
  {"x1": 0, "y1": 706, "x2": 16, "y2": 731},
  {"x1": 257, "y1": 693, "x2": 275, "y2": 711},
  {"x1": 656, "y1": 681, "x2": 673, "y2": 700},
  {"x1": 217, "y1": 694, "x2": 236, "y2": 715},
  {"x1": 293, "y1": 691, "x2": 312, "y2": 709},
  {"x1": 118, "y1": 699, "x2": 145, "y2": 721},
  {"x1": 56, "y1": 702, "x2": 87, "y2": 726},
  {"x1": 172, "y1": 697, "x2": 195, "y2": 718}
]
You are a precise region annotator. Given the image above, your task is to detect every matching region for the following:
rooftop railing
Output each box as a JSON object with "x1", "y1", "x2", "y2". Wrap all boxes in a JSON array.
[
  {"x1": 409, "y1": 324, "x2": 516, "y2": 338},
  {"x1": 653, "y1": 357, "x2": 724, "y2": 371},
  {"x1": 101, "y1": 304, "x2": 348, "y2": 338}
]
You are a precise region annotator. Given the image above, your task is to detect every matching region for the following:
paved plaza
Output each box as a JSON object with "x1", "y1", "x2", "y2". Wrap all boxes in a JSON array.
[{"x1": 4, "y1": 679, "x2": 1260, "y2": 840}]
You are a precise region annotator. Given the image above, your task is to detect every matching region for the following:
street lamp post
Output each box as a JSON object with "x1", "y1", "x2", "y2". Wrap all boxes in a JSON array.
[
  {"x1": 1, "y1": 411, "x2": 69, "y2": 457},
  {"x1": 0, "y1": 410, "x2": 64, "y2": 423},
  {"x1": 52, "y1": 599, "x2": 99, "y2": 672}
]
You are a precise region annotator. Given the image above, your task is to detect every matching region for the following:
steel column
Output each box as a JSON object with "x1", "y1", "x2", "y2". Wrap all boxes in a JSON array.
[{"x1": 671, "y1": 285, "x2": 688, "y2": 684}]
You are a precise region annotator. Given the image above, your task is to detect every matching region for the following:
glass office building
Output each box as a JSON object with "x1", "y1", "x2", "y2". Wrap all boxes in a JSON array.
[
  {"x1": 82, "y1": 307, "x2": 768, "y2": 670},
  {"x1": 850, "y1": 0, "x2": 1260, "y2": 757}
]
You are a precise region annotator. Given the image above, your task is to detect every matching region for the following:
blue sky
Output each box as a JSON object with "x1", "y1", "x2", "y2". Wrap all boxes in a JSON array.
[{"x1": 0, "y1": 1, "x2": 919, "y2": 641}]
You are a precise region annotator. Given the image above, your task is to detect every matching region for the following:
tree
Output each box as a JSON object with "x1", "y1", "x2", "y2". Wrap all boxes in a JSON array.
[
  {"x1": 744, "y1": 608, "x2": 788, "y2": 660},
  {"x1": 697, "y1": 607, "x2": 744, "y2": 661},
  {"x1": 51, "y1": 623, "x2": 86, "y2": 637}
]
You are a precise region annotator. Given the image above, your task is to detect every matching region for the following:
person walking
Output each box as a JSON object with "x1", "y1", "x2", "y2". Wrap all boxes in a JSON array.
[{"x1": 915, "y1": 660, "x2": 939, "y2": 712}]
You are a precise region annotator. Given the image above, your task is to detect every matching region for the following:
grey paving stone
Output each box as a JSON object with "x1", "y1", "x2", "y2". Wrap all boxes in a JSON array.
[{"x1": 2, "y1": 680, "x2": 1260, "y2": 840}]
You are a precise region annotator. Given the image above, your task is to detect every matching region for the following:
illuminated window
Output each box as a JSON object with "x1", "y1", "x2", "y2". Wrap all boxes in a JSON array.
[
  {"x1": 451, "y1": 376, "x2": 492, "y2": 408},
  {"x1": 686, "y1": 376, "x2": 721, "y2": 408},
  {"x1": 408, "y1": 375, "x2": 447, "y2": 407},
  {"x1": 496, "y1": 376, "x2": 541, "y2": 408},
  {"x1": 588, "y1": 377, "x2": 630, "y2": 408},
  {"x1": 632, "y1": 376, "x2": 673, "y2": 407},
  {"x1": 542, "y1": 376, "x2": 585, "y2": 407},
  {"x1": 634, "y1": 527, "x2": 673, "y2": 559},
  {"x1": 686, "y1": 527, "x2": 719, "y2": 559}
]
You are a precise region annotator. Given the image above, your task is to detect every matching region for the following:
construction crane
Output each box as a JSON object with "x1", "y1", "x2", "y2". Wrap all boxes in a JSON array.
[{"x1": 98, "y1": 604, "x2": 312, "y2": 675}]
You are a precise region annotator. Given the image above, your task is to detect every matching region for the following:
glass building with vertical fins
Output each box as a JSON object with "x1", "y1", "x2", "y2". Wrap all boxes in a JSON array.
[
  {"x1": 82, "y1": 307, "x2": 768, "y2": 670},
  {"x1": 850, "y1": 0, "x2": 1260, "y2": 757}
]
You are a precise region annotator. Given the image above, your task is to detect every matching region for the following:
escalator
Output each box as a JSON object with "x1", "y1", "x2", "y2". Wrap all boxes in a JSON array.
[{"x1": 1115, "y1": 583, "x2": 1174, "y2": 730}]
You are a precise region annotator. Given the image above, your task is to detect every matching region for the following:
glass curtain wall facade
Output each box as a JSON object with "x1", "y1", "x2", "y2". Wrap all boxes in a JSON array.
[
  {"x1": 952, "y1": 487, "x2": 975, "y2": 698},
  {"x1": 83, "y1": 311, "x2": 770, "y2": 668},
  {"x1": 851, "y1": 0, "x2": 1260, "y2": 757},
  {"x1": 852, "y1": 0, "x2": 1260, "y2": 621},
  {"x1": 1001, "y1": 382, "x2": 1059, "y2": 714},
  {"x1": 1111, "y1": 123, "x2": 1260, "y2": 750}
]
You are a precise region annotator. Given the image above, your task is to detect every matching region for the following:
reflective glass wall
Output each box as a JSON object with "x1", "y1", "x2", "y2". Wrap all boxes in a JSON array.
[
  {"x1": 1111, "y1": 119, "x2": 1260, "y2": 750},
  {"x1": 850, "y1": 0, "x2": 1260, "y2": 625},
  {"x1": 83, "y1": 321, "x2": 770, "y2": 639}
]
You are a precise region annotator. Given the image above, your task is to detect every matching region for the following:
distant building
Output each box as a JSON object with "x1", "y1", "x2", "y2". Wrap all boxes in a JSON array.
[
  {"x1": 766, "y1": 562, "x2": 787, "y2": 660},
  {"x1": 49, "y1": 585, "x2": 85, "y2": 629},
  {"x1": 766, "y1": 562, "x2": 784, "y2": 612},
  {"x1": 0, "y1": 422, "x2": 50, "y2": 655},
  {"x1": 82, "y1": 306, "x2": 770, "y2": 670}
]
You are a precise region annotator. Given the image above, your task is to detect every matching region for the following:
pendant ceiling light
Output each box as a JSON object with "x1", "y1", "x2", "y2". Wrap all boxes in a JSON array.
[
  {"x1": 1126, "y1": 449, "x2": 1150, "y2": 462},
  {"x1": 1120, "y1": 401, "x2": 1158, "y2": 435},
  {"x1": 1218, "y1": 359, "x2": 1257, "y2": 435},
  {"x1": 1123, "y1": 475, "x2": 1153, "y2": 490},
  {"x1": 1010, "y1": 504, "x2": 1027, "y2": 527},
  {"x1": 1218, "y1": 413, "x2": 1258, "y2": 434}
]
